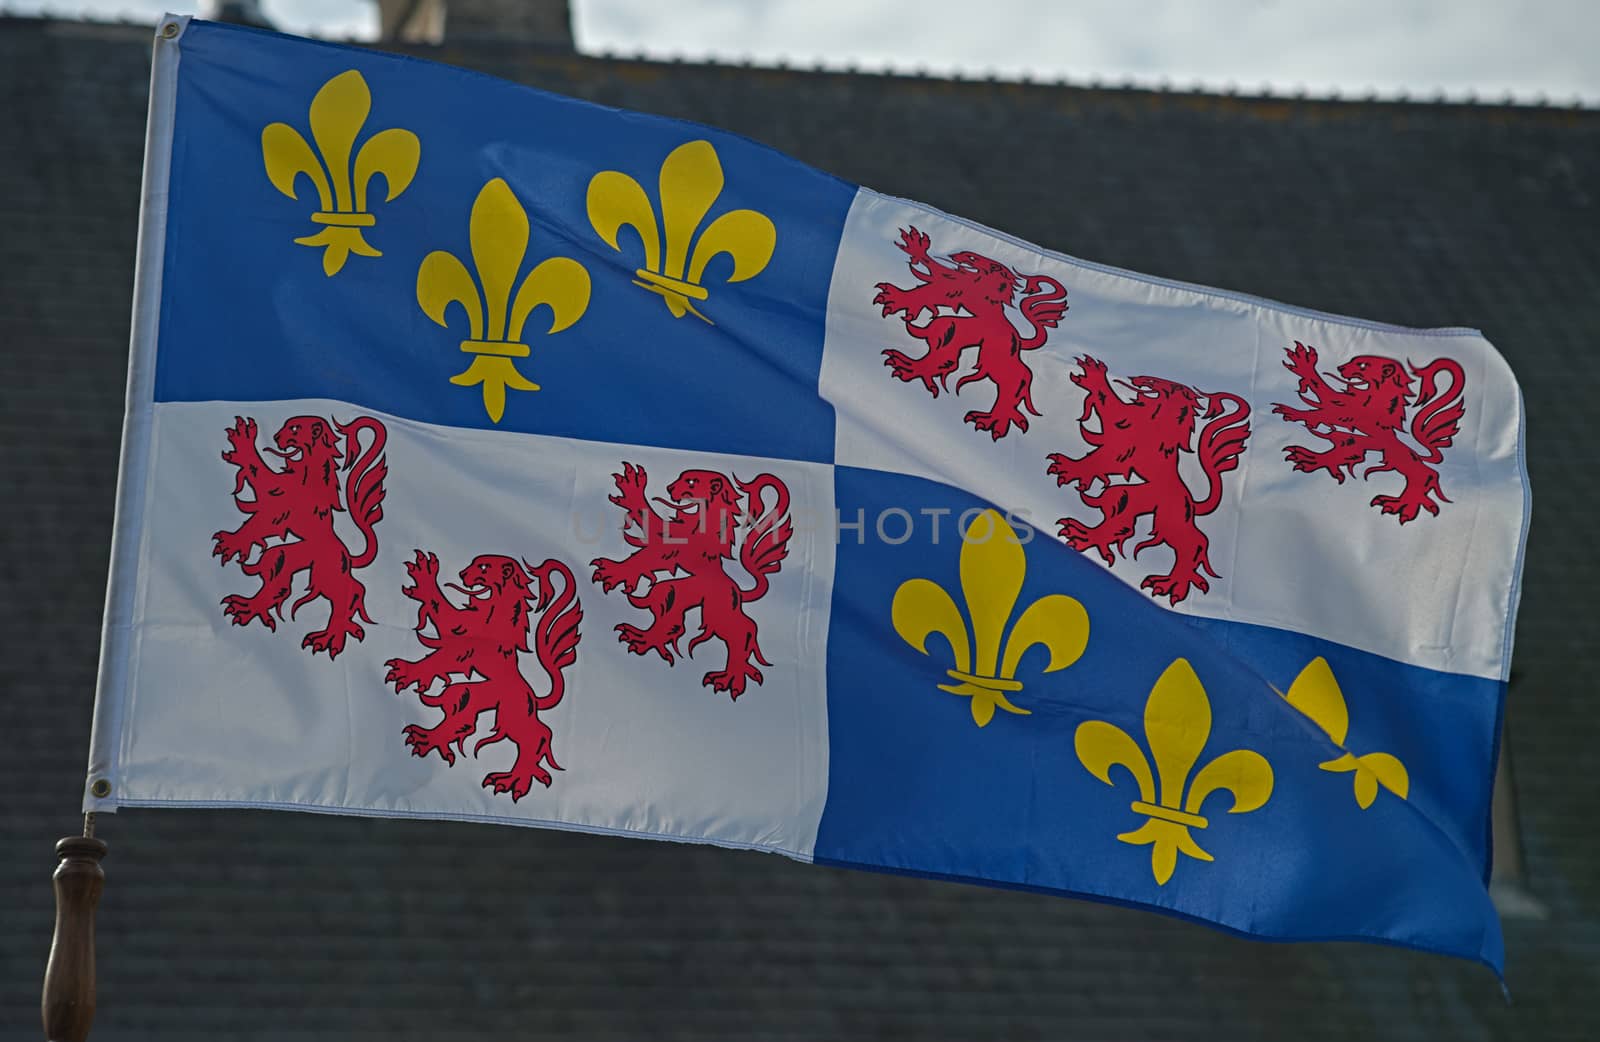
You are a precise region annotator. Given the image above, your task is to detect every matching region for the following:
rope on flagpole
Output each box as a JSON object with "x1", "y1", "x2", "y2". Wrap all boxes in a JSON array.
[{"x1": 42, "y1": 818, "x2": 108, "y2": 1042}]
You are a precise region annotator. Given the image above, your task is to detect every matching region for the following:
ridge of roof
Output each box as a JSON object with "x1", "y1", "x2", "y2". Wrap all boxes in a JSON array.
[
  {"x1": 3, "y1": 10, "x2": 1596, "y2": 114},
  {"x1": 582, "y1": 47, "x2": 1600, "y2": 114}
]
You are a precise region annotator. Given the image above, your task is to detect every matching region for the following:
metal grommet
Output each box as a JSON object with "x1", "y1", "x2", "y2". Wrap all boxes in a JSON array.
[
  {"x1": 161, "y1": 22, "x2": 179, "y2": 39},
  {"x1": 90, "y1": 779, "x2": 112, "y2": 798}
]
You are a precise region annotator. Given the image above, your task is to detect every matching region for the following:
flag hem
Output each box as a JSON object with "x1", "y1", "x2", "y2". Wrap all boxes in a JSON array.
[
  {"x1": 858, "y1": 185, "x2": 1490, "y2": 340},
  {"x1": 1499, "y1": 383, "x2": 1533, "y2": 684},
  {"x1": 105, "y1": 797, "x2": 818, "y2": 863},
  {"x1": 809, "y1": 854, "x2": 1505, "y2": 980},
  {"x1": 84, "y1": 13, "x2": 188, "y2": 814}
]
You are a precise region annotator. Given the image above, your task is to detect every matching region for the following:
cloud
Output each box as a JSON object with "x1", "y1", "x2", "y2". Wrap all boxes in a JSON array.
[{"x1": 574, "y1": 0, "x2": 1600, "y2": 101}]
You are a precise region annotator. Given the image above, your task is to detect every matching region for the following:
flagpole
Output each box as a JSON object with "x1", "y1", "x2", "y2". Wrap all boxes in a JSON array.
[
  {"x1": 48, "y1": 16, "x2": 181, "y2": 1038},
  {"x1": 42, "y1": 815, "x2": 108, "y2": 1042},
  {"x1": 51, "y1": 16, "x2": 180, "y2": 1037}
]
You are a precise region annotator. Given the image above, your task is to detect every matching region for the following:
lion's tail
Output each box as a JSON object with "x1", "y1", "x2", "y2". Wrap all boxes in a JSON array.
[
  {"x1": 529, "y1": 558, "x2": 583, "y2": 714},
  {"x1": 1408, "y1": 357, "x2": 1466, "y2": 465},
  {"x1": 1018, "y1": 275, "x2": 1069, "y2": 350},
  {"x1": 1194, "y1": 391, "x2": 1253, "y2": 517},
  {"x1": 734, "y1": 474, "x2": 793, "y2": 604},
  {"x1": 337, "y1": 417, "x2": 388, "y2": 570}
]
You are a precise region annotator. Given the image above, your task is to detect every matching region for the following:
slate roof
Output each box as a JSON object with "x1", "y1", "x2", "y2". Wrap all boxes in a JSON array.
[{"x1": 3, "y1": 14, "x2": 1599, "y2": 1041}]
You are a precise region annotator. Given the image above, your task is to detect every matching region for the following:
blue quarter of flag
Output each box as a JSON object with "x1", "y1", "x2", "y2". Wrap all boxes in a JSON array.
[
  {"x1": 816, "y1": 466, "x2": 1503, "y2": 970},
  {"x1": 155, "y1": 22, "x2": 853, "y2": 462}
]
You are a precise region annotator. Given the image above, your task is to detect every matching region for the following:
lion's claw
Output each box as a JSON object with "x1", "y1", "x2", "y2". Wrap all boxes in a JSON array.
[
  {"x1": 590, "y1": 558, "x2": 640, "y2": 595},
  {"x1": 1284, "y1": 446, "x2": 1350, "y2": 483},
  {"x1": 403, "y1": 723, "x2": 461, "y2": 766},
  {"x1": 302, "y1": 618, "x2": 362, "y2": 659},
  {"x1": 616, "y1": 623, "x2": 676, "y2": 664},
  {"x1": 1273, "y1": 403, "x2": 1321, "y2": 426},
  {"x1": 221, "y1": 593, "x2": 277, "y2": 631},
  {"x1": 1141, "y1": 570, "x2": 1207, "y2": 606},
  {"x1": 895, "y1": 226, "x2": 931, "y2": 264},
  {"x1": 607, "y1": 462, "x2": 651, "y2": 519},
  {"x1": 1058, "y1": 518, "x2": 1119, "y2": 567},
  {"x1": 1371, "y1": 492, "x2": 1436, "y2": 525},
  {"x1": 384, "y1": 658, "x2": 425, "y2": 693},
  {"x1": 211, "y1": 531, "x2": 259, "y2": 566},
  {"x1": 483, "y1": 767, "x2": 548, "y2": 802},
  {"x1": 401, "y1": 550, "x2": 439, "y2": 594},
  {"x1": 703, "y1": 663, "x2": 762, "y2": 700},
  {"x1": 874, "y1": 283, "x2": 918, "y2": 319},
  {"x1": 883, "y1": 349, "x2": 952, "y2": 397},
  {"x1": 1282, "y1": 342, "x2": 1323, "y2": 394},
  {"x1": 221, "y1": 416, "x2": 257, "y2": 464},
  {"x1": 965, "y1": 407, "x2": 1026, "y2": 440},
  {"x1": 1046, "y1": 452, "x2": 1096, "y2": 491}
]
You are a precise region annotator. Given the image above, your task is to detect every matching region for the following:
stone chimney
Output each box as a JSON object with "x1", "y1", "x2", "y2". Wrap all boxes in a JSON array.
[
  {"x1": 212, "y1": 0, "x2": 274, "y2": 28},
  {"x1": 377, "y1": 0, "x2": 573, "y2": 47}
]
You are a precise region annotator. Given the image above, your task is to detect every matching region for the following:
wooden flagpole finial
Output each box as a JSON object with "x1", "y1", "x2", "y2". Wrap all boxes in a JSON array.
[{"x1": 42, "y1": 817, "x2": 108, "y2": 1042}]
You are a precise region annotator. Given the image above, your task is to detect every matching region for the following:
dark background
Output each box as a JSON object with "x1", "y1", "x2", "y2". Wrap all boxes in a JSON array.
[{"x1": 3, "y1": 11, "x2": 1597, "y2": 1040}]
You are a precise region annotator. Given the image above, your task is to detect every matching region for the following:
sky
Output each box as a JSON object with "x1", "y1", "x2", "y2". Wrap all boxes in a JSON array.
[{"x1": 15, "y1": 0, "x2": 1599, "y2": 104}]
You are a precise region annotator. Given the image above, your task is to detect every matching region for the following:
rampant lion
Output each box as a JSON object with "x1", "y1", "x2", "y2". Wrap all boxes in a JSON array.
[
  {"x1": 591, "y1": 463, "x2": 793, "y2": 699},
  {"x1": 213, "y1": 414, "x2": 388, "y2": 659},
  {"x1": 1272, "y1": 342, "x2": 1466, "y2": 524},
  {"x1": 385, "y1": 552, "x2": 583, "y2": 801},
  {"x1": 1046, "y1": 356, "x2": 1252, "y2": 605},
  {"x1": 874, "y1": 226, "x2": 1069, "y2": 439}
]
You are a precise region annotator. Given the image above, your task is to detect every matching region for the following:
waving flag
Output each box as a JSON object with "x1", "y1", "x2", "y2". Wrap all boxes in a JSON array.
[{"x1": 88, "y1": 16, "x2": 1529, "y2": 974}]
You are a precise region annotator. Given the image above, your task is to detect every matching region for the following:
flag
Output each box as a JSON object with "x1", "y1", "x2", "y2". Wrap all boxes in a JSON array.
[{"x1": 87, "y1": 16, "x2": 1529, "y2": 974}]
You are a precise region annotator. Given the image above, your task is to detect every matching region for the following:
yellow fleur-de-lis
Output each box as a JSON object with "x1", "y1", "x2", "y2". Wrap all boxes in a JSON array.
[
  {"x1": 416, "y1": 178, "x2": 592, "y2": 423},
  {"x1": 891, "y1": 510, "x2": 1089, "y2": 727},
  {"x1": 261, "y1": 69, "x2": 420, "y2": 276},
  {"x1": 1075, "y1": 659, "x2": 1274, "y2": 885},
  {"x1": 1282, "y1": 656, "x2": 1410, "y2": 809},
  {"x1": 586, "y1": 140, "x2": 776, "y2": 323}
]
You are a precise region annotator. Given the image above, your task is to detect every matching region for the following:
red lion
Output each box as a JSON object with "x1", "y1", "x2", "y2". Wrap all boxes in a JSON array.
[
  {"x1": 591, "y1": 463, "x2": 792, "y2": 699},
  {"x1": 213, "y1": 414, "x2": 387, "y2": 658},
  {"x1": 874, "y1": 226, "x2": 1068, "y2": 439},
  {"x1": 1272, "y1": 342, "x2": 1466, "y2": 524},
  {"x1": 385, "y1": 553, "x2": 583, "y2": 801},
  {"x1": 1046, "y1": 356, "x2": 1251, "y2": 605}
]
